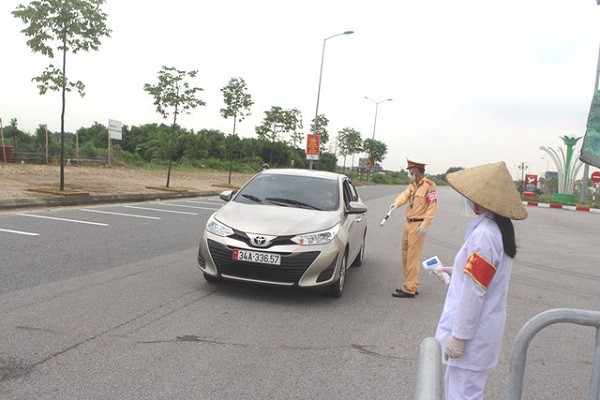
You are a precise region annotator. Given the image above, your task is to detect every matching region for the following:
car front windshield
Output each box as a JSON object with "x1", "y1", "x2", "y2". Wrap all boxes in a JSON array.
[{"x1": 234, "y1": 174, "x2": 339, "y2": 211}]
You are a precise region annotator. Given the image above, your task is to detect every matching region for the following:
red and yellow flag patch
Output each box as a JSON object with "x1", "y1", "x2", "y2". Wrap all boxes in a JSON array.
[{"x1": 464, "y1": 253, "x2": 496, "y2": 289}]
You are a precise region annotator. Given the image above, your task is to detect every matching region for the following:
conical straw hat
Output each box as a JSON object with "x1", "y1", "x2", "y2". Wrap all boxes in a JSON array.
[{"x1": 446, "y1": 161, "x2": 527, "y2": 220}]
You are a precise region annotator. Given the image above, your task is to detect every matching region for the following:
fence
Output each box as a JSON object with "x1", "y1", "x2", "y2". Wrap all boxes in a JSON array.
[{"x1": 415, "y1": 308, "x2": 600, "y2": 400}]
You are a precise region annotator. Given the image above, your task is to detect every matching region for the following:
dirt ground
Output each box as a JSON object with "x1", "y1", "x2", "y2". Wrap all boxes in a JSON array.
[{"x1": 0, "y1": 163, "x2": 255, "y2": 201}]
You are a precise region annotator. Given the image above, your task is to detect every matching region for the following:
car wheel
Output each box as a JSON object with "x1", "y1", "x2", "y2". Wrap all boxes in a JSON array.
[
  {"x1": 351, "y1": 232, "x2": 366, "y2": 267},
  {"x1": 328, "y1": 251, "x2": 348, "y2": 298},
  {"x1": 203, "y1": 272, "x2": 223, "y2": 283}
]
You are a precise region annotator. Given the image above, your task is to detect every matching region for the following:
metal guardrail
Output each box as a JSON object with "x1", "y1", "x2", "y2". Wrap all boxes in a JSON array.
[
  {"x1": 415, "y1": 337, "x2": 443, "y2": 400},
  {"x1": 507, "y1": 308, "x2": 600, "y2": 400},
  {"x1": 415, "y1": 308, "x2": 600, "y2": 400}
]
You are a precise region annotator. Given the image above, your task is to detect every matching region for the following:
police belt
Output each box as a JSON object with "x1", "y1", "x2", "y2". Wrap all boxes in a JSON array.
[{"x1": 406, "y1": 218, "x2": 424, "y2": 223}]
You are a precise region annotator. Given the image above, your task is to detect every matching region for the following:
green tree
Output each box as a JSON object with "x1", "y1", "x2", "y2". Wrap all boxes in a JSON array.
[
  {"x1": 255, "y1": 106, "x2": 295, "y2": 165},
  {"x1": 363, "y1": 138, "x2": 387, "y2": 167},
  {"x1": 336, "y1": 127, "x2": 362, "y2": 172},
  {"x1": 220, "y1": 77, "x2": 253, "y2": 184},
  {"x1": 144, "y1": 66, "x2": 206, "y2": 187},
  {"x1": 286, "y1": 108, "x2": 304, "y2": 149},
  {"x1": 310, "y1": 114, "x2": 330, "y2": 150},
  {"x1": 13, "y1": 0, "x2": 111, "y2": 190}
]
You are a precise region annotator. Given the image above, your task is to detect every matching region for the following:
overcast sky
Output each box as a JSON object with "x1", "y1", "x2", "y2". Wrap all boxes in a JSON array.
[{"x1": 2, "y1": 0, "x2": 600, "y2": 178}]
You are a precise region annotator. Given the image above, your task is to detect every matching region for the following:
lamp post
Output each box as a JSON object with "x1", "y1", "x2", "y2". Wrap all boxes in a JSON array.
[
  {"x1": 311, "y1": 30, "x2": 354, "y2": 170},
  {"x1": 364, "y1": 97, "x2": 393, "y2": 140}
]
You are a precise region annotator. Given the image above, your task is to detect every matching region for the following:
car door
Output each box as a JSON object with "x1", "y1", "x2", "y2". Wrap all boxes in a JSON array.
[{"x1": 342, "y1": 178, "x2": 366, "y2": 263}]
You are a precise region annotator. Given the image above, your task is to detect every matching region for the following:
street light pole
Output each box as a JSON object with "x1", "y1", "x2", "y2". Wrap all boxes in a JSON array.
[
  {"x1": 364, "y1": 96, "x2": 393, "y2": 140},
  {"x1": 310, "y1": 30, "x2": 354, "y2": 170},
  {"x1": 364, "y1": 97, "x2": 392, "y2": 173}
]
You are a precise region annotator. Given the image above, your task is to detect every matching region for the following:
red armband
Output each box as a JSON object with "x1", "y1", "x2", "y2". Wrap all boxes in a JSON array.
[
  {"x1": 426, "y1": 191, "x2": 437, "y2": 202},
  {"x1": 464, "y1": 253, "x2": 496, "y2": 289}
]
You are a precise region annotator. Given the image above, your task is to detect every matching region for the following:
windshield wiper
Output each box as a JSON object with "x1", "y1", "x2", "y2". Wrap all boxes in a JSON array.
[
  {"x1": 241, "y1": 194, "x2": 263, "y2": 203},
  {"x1": 265, "y1": 197, "x2": 320, "y2": 210}
]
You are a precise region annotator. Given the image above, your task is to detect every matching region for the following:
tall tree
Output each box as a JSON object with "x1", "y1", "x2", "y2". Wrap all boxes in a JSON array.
[
  {"x1": 220, "y1": 77, "x2": 253, "y2": 184},
  {"x1": 255, "y1": 106, "x2": 296, "y2": 165},
  {"x1": 336, "y1": 127, "x2": 362, "y2": 172},
  {"x1": 310, "y1": 114, "x2": 331, "y2": 152},
  {"x1": 286, "y1": 108, "x2": 304, "y2": 149},
  {"x1": 13, "y1": 0, "x2": 111, "y2": 190},
  {"x1": 144, "y1": 66, "x2": 205, "y2": 187},
  {"x1": 363, "y1": 138, "x2": 388, "y2": 168}
]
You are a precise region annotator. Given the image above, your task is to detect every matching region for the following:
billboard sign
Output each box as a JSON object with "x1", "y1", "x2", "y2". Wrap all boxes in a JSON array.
[
  {"x1": 306, "y1": 134, "x2": 320, "y2": 160},
  {"x1": 108, "y1": 119, "x2": 122, "y2": 140}
]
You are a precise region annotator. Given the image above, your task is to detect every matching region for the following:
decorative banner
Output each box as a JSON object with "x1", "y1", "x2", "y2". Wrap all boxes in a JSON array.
[
  {"x1": 108, "y1": 119, "x2": 122, "y2": 140},
  {"x1": 524, "y1": 174, "x2": 538, "y2": 193},
  {"x1": 580, "y1": 90, "x2": 600, "y2": 168},
  {"x1": 306, "y1": 134, "x2": 320, "y2": 160}
]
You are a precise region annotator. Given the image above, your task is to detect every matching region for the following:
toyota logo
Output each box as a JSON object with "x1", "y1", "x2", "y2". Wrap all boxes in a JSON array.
[{"x1": 252, "y1": 236, "x2": 267, "y2": 246}]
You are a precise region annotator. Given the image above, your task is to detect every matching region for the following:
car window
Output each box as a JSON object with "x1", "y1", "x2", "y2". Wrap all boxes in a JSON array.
[{"x1": 234, "y1": 174, "x2": 339, "y2": 211}]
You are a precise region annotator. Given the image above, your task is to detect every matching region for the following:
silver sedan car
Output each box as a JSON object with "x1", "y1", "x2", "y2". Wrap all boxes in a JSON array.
[{"x1": 197, "y1": 168, "x2": 368, "y2": 297}]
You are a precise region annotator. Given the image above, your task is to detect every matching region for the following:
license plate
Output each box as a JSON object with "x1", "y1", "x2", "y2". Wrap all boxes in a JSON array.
[{"x1": 232, "y1": 249, "x2": 281, "y2": 265}]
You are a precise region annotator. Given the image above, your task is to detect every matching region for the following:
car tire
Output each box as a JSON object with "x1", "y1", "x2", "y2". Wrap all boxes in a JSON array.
[
  {"x1": 203, "y1": 272, "x2": 223, "y2": 283},
  {"x1": 351, "y1": 232, "x2": 366, "y2": 267},
  {"x1": 328, "y1": 251, "x2": 348, "y2": 298}
]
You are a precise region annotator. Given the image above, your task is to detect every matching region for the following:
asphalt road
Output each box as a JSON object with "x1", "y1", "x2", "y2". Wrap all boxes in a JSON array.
[{"x1": 0, "y1": 185, "x2": 598, "y2": 399}]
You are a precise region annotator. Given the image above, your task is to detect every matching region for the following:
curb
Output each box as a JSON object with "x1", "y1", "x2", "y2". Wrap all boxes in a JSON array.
[
  {"x1": 0, "y1": 190, "x2": 222, "y2": 211},
  {"x1": 522, "y1": 201, "x2": 600, "y2": 213}
]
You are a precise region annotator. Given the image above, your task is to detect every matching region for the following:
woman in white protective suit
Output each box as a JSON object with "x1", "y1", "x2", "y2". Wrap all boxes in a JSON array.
[{"x1": 433, "y1": 161, "x2": 528, "y2": 400}]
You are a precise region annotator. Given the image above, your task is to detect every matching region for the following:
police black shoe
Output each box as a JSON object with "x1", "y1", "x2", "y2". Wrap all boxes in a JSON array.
[
  {"x1": 392, "y1": 290, "x2": 415, "y2": 298},
  {"x1": 395, "y1": 289, "x2": 419, "y2": 295}
]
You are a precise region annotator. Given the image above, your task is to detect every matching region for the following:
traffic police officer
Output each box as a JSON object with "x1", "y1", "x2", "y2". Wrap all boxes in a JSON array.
[{"x1": 390, "y1": 159, "x2": 437, "y2": 298}]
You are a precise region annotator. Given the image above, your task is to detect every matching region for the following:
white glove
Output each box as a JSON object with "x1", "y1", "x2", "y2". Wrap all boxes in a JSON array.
[
  {"x1": 434, "y1": 265, "x2": 453, "y2": 276},
  {"x1": 389, "y1": 204, "x2": 397, "y2": 211},
  {"x1": 417, "y1": 225, "x2": 427, "y2": 236},
  {"x1": 445, "y1": 336, "x2": 466, "y2": 360}
]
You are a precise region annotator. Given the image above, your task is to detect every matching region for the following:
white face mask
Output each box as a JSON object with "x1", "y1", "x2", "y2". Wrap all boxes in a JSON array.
[
  {"x1": 407, "y1": 170, "x2": 415, "y2": 179},
  {"x1": 460, "y1": 197, "x2": 476, "y2": 217}
]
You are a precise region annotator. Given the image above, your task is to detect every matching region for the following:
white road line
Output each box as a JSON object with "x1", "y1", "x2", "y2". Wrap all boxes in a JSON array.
[
  {"x1": 160, "y1": 203, "x2": 219, "y2": 211},
  {"x1": 81, "y1": 209, "x2": 162, "y2": 220},
  {"x1": 123, "y1": 205, "x2": 197, "y2": 215},
  {"x1": 0, "y1": 228, "x2": 39, "y2": 236},
  {"x1": 186, "y1": 200, "x2": 222, "y2": 206},
  {"x1": 17, "y1": 214, "x2": 108, "y2": 226}
]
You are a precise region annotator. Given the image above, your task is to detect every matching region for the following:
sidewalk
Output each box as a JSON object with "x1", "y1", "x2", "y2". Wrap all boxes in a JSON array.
[{"x1": 522, "y1": 200, "x2": 600, "y2": 213}]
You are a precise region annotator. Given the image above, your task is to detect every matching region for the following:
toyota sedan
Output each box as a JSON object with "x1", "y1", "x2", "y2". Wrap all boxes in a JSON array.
[{"x1": 197, "y1": 168, "x2": 368, "y2": 297}]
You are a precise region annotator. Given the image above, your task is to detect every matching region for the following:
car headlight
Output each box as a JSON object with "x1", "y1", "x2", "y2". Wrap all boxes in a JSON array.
[
  {"x1": 291, "y1": 225, "x2": 340, "y2": 246},
  {"x1": 206, "y1": 215, "x2": 234, "y2": 237}
]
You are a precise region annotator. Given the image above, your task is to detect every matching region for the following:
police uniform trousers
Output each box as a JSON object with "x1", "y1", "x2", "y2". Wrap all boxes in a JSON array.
[
  {"x1": 401, "y1": 220, "x2": 425, "y2": 294},
  {"x1": 445, "y1": 365, "x2": 490, "y2": 400}
]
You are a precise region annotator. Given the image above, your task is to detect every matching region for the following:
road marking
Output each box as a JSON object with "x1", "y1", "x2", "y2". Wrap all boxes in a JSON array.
[
  {"x1": 160, "y1": 203, "x2": 219, "y2": 211},
  {"x1": 0, "y1": 228, "x2": 39, "y2": 236},
  {"x1": 186, "y1": 200, "x2": 222, "y2": 206},
  {"x1": 81, "y1": 209, "x2": 161, "y2": 220},
  {"x1": 123, "y1": 205, "x2": 197, "y2": 215},
  {"x1": 17, "y1": 214, "x2": 108, "y2": 226}
]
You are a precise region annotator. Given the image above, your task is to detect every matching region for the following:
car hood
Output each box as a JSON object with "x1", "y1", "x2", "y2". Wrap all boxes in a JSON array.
[{"x1": 215, "y1": 202, "x2": 341, "y2": 235}]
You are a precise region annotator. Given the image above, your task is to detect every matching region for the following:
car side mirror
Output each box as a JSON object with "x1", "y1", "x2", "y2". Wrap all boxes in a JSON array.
[
  {"x1": 219, "y1": 190, "x2": 235, "y2": 202},
  {"x1": 347, "y1": 201, "x2": 367, "y2": 214}
]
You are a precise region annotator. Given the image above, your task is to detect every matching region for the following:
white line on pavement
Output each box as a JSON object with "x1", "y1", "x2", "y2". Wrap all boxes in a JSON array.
[
  {"x1": 17, "y1": 214, "x2": 108, "y2": 226},
  {"x1": 0, "y1": 228, "x2": 39, "y2": 236},
  {"x1": 186, "y1": 200, "x2": 222, "y2": 206},
  {"x1": 123, "y1": 205, "x2": 197, "y2": 215},
  {"x1": 81, "y1": 209, "x2": 162, "y2": 219},
  {"x1": 160, "y1": 203, "x2": 219, "y2": 211}
]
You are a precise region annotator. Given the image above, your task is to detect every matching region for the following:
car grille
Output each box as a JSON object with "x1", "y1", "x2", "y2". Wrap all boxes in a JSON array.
[
  {"x1": 207, "y1": 239, "x2": 319, "y2": 283},
  {"x1": 231, "y1": 228, "x2": 296, "y2": 248}
]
